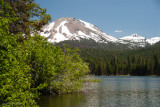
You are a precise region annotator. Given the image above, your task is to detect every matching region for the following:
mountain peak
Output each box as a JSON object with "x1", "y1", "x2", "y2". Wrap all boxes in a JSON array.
[
  {"x1": 131, "y1": 34, "x2": 141, "y2": 37},
  {"x1": 56, "y1": 17, "x2": 76, "y2": 22},
  {"x1": 119, "y1": 34, "x2": 145, "y2": 41},
  {"x1": 39, "y1": 17, "x2": 160, "y2": 47},
  {"x1": 40, "y1": 17, "x2": 118, "y2": 43}
]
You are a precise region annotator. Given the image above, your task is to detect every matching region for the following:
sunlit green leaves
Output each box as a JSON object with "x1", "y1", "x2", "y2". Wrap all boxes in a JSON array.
[{"x1": 0, "y1": 1, "x2": 89, "y2": 106}]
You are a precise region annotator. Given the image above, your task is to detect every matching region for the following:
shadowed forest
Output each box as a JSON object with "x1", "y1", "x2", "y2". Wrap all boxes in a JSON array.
[{"x1": 58, "y1": 40, "x2": 160, "y2": 76}]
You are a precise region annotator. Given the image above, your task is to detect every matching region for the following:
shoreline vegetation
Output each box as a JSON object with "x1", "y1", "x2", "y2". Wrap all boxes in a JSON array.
[
  {"x1": 0, "y1": 1, "x2": 90, "y2": 106},
  {"x1": 104, "y1": 75, "x2": 158, "y2": 76},
  {"x1": 83, "y1": 76, "x2": 101, "y2": 83},
  {"x1": 88, "y1": 74, "x2": 159, "y2": 76}
]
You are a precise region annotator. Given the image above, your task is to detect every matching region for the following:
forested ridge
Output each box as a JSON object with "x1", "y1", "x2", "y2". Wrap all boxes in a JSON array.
[
  {"x1": 0, "y1": 0, "x2": 89, "y2": 106},
  {"x1": 58, "y1": 40, "x2": 160, "y2": 76}
]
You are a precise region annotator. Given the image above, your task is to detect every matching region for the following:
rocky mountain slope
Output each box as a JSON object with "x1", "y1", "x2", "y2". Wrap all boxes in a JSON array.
[
  {"x1": 40, "y1": 17, "x2": 160, "y2": 48},
  {"x1": 40, "y1": 17, "x2": 118, "y2": 43}
]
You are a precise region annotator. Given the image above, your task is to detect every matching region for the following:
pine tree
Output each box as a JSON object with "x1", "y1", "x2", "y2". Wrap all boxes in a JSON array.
[{"x1": 1, "y1": 0, "x2": 51, "y2": 36}]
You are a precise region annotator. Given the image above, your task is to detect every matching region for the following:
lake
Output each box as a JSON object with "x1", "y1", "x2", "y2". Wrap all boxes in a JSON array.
[{"x1": 38, "y1": 76, "x2": 160, "y2": 107}]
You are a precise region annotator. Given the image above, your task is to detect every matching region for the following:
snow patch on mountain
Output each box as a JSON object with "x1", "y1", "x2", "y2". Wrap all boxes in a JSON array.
[
  {"x1": 53, "y1": 33, "x2": 69, "y2": 43},
  {"x1": 79, "y1": 20, "x2": 98, "y2": 32},
  {"x1": 119, "y1": 34, "x2": 146, "y2": 42},
  {"x1": 39, "y1": 17, "x2": 160, "y2": 47},
  {"x1": 118, "y1": 34, "x2": 147, "y2": 47},
  {"x1": 40, "y1": 17, "x2": 118, "y2": 43},
  {"x1": 146, "y1": 37, "x2": 160, "y2": 45},
  {"x1": 62, "y1": 26, "x2": 72, "y2": 36},
  {"x1": 44, "y1": 22, "x2": 55, "y2": 31},
  {"x1": 40, "y1": 32, "x2": 51, "y2": 38}
]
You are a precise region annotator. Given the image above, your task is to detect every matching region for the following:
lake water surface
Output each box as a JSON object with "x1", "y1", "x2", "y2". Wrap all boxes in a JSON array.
[{"x1": 38, "y1": 76, "x2": 160, "y2": 107}]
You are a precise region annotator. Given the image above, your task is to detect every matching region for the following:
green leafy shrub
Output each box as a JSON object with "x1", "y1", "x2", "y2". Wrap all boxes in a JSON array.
[{"x1": 0, "y1": 1, "x2": 90, "y2": 106}]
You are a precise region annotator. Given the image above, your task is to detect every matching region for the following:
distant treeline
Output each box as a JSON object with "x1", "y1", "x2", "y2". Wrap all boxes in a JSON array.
[{"x1": 58, "y1": 40, "x2": 160, "y2": 76}]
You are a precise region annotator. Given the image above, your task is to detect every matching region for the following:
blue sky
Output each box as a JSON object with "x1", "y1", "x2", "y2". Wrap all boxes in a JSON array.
[{"x1": 36, "y1": 0, "x2": 160, "y2": 38}]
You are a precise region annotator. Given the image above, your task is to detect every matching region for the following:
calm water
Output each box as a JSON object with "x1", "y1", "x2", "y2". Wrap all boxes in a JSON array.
[{"x1": 38, "y1": 76, "x2": 160, "y2": 107}]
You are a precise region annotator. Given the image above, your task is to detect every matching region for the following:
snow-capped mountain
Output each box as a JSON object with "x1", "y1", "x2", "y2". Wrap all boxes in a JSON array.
[
  {"x1": 40, "y1": 17, "x2": 160, "y2": 47},
  {"x1": 119, "y1": 34, "x2": 147, "y2": 47},
  {"x1": 146, "y1": 37, "x2": 160, "y2": 45},
  {"x1": 40, "y1": 17, "x2": 118, "y2": 43},
  {"x1": 119, "y1": 34, "x2": 146, "y2": 42},
  {"x1": 119, "y1": 34, "x2": 160, "y2": 47}
]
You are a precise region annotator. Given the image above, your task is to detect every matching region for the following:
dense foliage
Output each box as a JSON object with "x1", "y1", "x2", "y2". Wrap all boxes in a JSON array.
[
  {"x1": 58, "y1": 40, "x2": 160, "y2": 76},
  {"x1": 0, "y1": 0, "x2": 89, "y2": 106},
  {"x1": 0, "y1": 0, "x2": 51, "y2": 36}
]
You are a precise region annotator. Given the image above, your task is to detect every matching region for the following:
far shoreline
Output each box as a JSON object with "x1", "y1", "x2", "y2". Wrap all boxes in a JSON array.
[{"x1": 89, "y1": 75, "x2": 159, "y2": 76}]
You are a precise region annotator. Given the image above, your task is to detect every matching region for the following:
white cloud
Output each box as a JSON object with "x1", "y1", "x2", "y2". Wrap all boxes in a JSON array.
[{"x1": 115, "y1": 30, "x2": 123, "y2": 33}]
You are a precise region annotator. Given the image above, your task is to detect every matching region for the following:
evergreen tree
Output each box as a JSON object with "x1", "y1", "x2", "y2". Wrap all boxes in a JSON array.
[
  {"x1": 1, "y1": 0, "x2": 51, "y2": 36},
  {"x1": 0, "y1": 0, "x2": 89, "y2": 106}
]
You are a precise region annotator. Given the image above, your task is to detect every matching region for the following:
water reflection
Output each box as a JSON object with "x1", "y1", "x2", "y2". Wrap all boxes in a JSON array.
[
  {"x1": 39, "y1": 76, "x2": 160, "y2": 107},
  {"x1": 38, "y1": 94, "x2": 86, "y2": 107}
]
